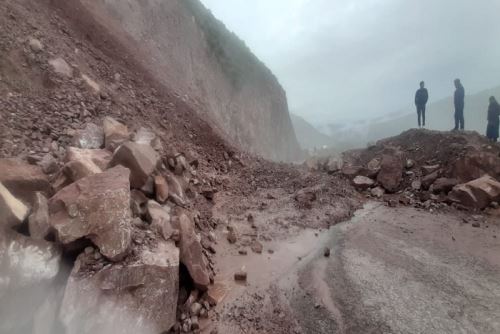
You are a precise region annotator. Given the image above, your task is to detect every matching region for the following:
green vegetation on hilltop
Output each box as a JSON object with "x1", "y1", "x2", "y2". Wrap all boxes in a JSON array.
[{"x1": 181, "y1": 0, "x2": 278, "y2": 90}]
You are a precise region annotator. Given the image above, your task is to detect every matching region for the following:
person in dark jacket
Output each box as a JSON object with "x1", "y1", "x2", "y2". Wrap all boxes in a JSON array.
[
  {"x1": 453, "y1": 79, "x2": 465, "y2": 130},
  {"x1": 486, "y1": 96, "x2": 500, "y2": 142},
  {"x1": 415, "y1": 81, "x2": 429, "y2": 127}
]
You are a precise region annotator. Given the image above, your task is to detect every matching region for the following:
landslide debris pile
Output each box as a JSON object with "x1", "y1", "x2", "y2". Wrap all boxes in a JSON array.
[
  {"x1": 0, "y1": 1, "x2": 362, "y2": 334},
  {"x1": 338, "y1": 129, "x2": 500, "y2": 210}
]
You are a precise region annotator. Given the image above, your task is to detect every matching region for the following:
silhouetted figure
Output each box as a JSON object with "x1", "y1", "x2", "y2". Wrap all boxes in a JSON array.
[
  {"x1": 453, "y1": 79, "x2": 465, "y2": 130},
  {"x1": 486, "y1": 96, "x2": 500, "y2": 142},
  {"x1": 415, "y1": 81, "x2": 429, "y2": 127}
]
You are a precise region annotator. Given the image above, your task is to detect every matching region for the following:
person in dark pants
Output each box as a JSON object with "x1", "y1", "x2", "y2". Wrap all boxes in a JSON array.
[
  {"x1": 415, "y1": 81, "x2": 429, "y2": 127},
  {"x1": 453, "y1": 79, "x2": 465, "y2": 130},
  {"x1": 486, "y1": 96, "x2": 500, "y2": 142}
]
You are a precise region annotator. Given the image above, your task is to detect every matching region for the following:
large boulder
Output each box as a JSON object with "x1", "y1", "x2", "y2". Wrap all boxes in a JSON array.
[
  {"x1": 28, "y1": 192, "x2": 51, "y2": 240},
  {"x1": 177, "y1": 213, "x2": 210, "y2": 290},
  {"x1": 60, "y1": 240, "x2": 179, "y2": 334},
  {"x1": 103, "y1": 117, "x2": 129, "y2": 151},
  {"x1": 109, "y1": 142, "x2": 159, "y2": 189},
  {"x1": 377, "y1": 155, "x2": 403, "y2": 192},
  {"x1": 0, "y1": 231, "x2": 62, "y2": 333},
  {"x1": 0, "y1": 158, "x2": 51, "y2": 206},
  {"x1": 0, "y1": 182, "x2": 29, "y2": 229},
  {"x1": 448, "y1": 175, "x2": 500, "y2": 209},
  {"x1": 71, "y1": 123, "x2": 104, "y2": 149},
  {"x1": 48, "y1": 166, "x2": 132, "y2": 261},
  {"x1": 452, "y1": 151, "x2": 500, "y2": 183}
]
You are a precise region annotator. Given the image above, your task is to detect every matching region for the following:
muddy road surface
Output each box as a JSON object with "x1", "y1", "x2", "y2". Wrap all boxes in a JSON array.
[{"x1": 214, "y1": 203, "x2": 500, "y2": 334}]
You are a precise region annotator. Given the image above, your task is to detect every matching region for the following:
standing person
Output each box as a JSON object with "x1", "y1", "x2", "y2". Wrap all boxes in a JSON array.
[
  {"x1": 453, "y1": 79, "x2": 465, "y2": 130},
  {"x1": 486, "y1": 96, "x2": 500, "y2": 142},
  {"x1": 415, "y1": 81, "x2": 429, "y2": 128}
]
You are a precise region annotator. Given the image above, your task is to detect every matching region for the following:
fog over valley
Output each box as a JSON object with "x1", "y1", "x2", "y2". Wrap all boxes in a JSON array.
[{"x1": 201, "y1": 0, "x2": 500, "y2": 148}]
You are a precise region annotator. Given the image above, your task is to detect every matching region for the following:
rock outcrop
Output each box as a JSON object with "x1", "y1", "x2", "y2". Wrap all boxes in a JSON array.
[{"x1": 63, "y1": 0, "x2": 301, "y2": 161}]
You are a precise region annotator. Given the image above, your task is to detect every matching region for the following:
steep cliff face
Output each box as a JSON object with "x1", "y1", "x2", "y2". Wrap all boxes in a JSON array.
[{"x1": 70, "y1": 0, "x2": 301, "y2": 161}]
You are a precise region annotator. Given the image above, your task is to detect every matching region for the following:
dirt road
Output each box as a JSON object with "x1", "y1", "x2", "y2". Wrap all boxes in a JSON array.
[{"x1": 215, "y1": 203, "x2": 500, "y2": 334}]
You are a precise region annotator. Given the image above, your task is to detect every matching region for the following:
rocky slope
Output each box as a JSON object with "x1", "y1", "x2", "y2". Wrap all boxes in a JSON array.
[{"x1": 50, "y1": 0, "x2": 301, "y2": 162}]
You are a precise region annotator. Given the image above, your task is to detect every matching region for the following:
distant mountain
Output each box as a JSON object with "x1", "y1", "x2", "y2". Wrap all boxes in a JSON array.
[{"x1": 290, "y1": 114, "x2": 332, "y2": 150}]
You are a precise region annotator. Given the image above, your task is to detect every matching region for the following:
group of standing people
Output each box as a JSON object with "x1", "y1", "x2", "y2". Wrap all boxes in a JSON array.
[{"x1": 414, "y1": 80, "x2": 500, "y2": 142}]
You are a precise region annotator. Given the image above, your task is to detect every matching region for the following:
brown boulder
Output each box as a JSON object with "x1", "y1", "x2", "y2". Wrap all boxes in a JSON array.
[
  {"x1": 431, "y1": 178, "x2": 458, "y2": 194},
  {"x1": 377, "y1": 155, "x2": 403, "y2": 192},
  {"x1": 71, "y1": 123, "x2": 104, "y2": 149},
  {"x1": 448, "y1": 175, "x2": 500, "y2": 209},
  {"x1": 28, "y1": 192, "x2": 51, "y2": 240},
  {"x1": 0, "y1": 182, "x2": 29, "y2": 228},
  {"x1": 452, "y1": 151, "x2": 500, "y2": 183},
  {"x1": 60, "y1": 240, "x2": 179, "y2": 334},
  {"x1": 49, "y1": 166, "x2": 132, "y2": 261},
  {"x1": 109, "y1": 142, "x2": 159, "y2": 189},
  {"x1": 103, "y1": 117, "x2": 129, "y2": 151},
  {"x1": 422, "y1": 171, "x2": 439, "y2": 190},
  {"x1": 177, "y1": 213, "x2": 210, "y2": 290},
  {"x1": 0, "y1": 158, "x2": 51, "y2": 206}
]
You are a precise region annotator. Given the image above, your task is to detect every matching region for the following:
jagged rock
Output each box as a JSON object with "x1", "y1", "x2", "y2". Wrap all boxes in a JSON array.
[
  {"x1": 205, "y1": 283, "x2": 228, "y2": 306},
  {"x1": 164, "y1": 172, "x2": 188, "y2": 207},
  {"x1": 422, "y1": 171, "x2": 439, "y2": 190},
  {"x1": 66, "y1": 147, "x2": 112, "y2": 171},
  {"x1": 48, "y1": 57, "x2": 72, "y2": 77},
  {"x1": 60, "y1": 240, "x2": 179, "y2": 334},
  {"x1": 448, "y1": 175, "x2": 500, "y2": 209},
  {"x1": 0, "y1": 158, "x2": 51, "y2": 206},
  {"x1": 0, "y1": 231, "x2": 61, "y2": 333},
  {"x1": 432, "y1": 178, "x2": 458, "y2": 194},
  {"x1": 370, "y1": 186, "x2": 385, "y2": 198},
  {"x1": 177, "y1": 213, "x2": 210, "y2": 290},
  {"x1": 353, "y1": 175, "x2": 375, "y2": 190},
  {"x1": 154, "y1": 175, "x2": 169, "y2": 203},
  {"x1": 367, "y1": 158, "x2": 381, "y2": 172},
  {"x1": 133, "y1": 127, "x2": 156, "y2": 146},
  {"x1": 405, "y1": 159, "x2": 415, "y2": 169},
  {"x1": 422, "y1": 164, "x2": 440, "y2": 175},
  {"x1": 0, "y1": 182, "x2": 29, "y2": 228},
  {"x1": 452, "y1": 151, "x2": 500, "y2": 182},
  {"x1": 103, "y1": 117, "x2": 129, "y2": 151},
  {"x1": 28, "y1": 38, "x2": 43, "y2": 52},
  {"x1": 28, "y1": 192, "x2": 51, "y2": 240},
  {"x1": 81, "y1": 74, "x2": 100, "y2": 93},
  {"x1": 145, "y1": 200, "x2": 174, "y2": 240},
  {"x1": 109, "y1": 142, "x2": 159, "y2": 189},
  {"x1": 71, "y1": 123, "x2": 104, "y2": 149},
  {"x1": 48, "y1": 166, "x2": 132, "y2": 261},
  {"x1": 377, "y1": 155, "x2": 403, "y2": 192}
]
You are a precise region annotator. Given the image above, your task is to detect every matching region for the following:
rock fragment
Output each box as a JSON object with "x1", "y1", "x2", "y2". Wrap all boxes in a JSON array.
[
  {"x1": 0, "y1": 182, "x2": 29, "y2": 228},
  {"x1": 48, "y1": 57, "x2": 72, "y2": 77},
  {"x1": 103, "y1": 117, "x2": 129, "y2": 151},
  {"x1": 108, "y1": 142, "x2": 158, "y2": 189},
  {"x1": 49, "y1": 166, "x2": 132, "y2": 261},
  {"x1": 377, "y1": 155, "x2": 403, "y2": 192},
  {"x1": 28, "y1": 192, "x2": 51, "y2": 240},
  {"x1": 448, "y1": 175, "x2": 500, "y2": 210},
  {"x1": 353, "y1": 175, "x2": 375, "y2": 190},
  {"x1": 60, "y1": 240, "x2": 179, "y2": 334},
  {"x1": 154, "y1": 175, "x2": 169, "y2": 203},
  {"x1": 71, "y1": 123, "x2": 104, "y2": 149}
]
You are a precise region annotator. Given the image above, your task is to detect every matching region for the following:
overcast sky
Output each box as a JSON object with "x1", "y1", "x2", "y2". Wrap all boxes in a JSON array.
[{"x1": 200, "y1": 0, "x2": 500, "y2": 126}]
